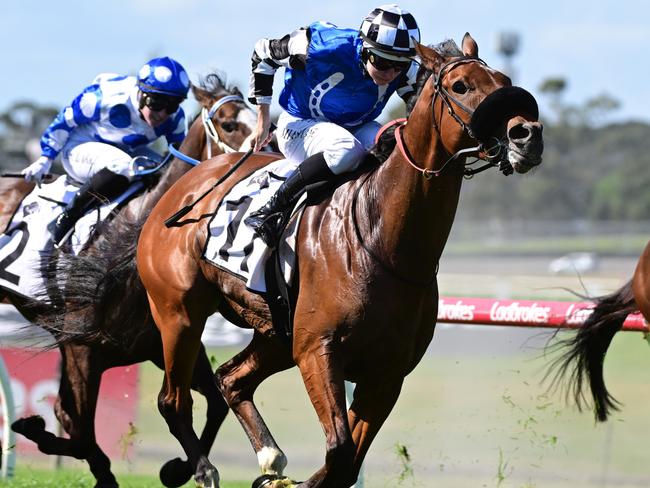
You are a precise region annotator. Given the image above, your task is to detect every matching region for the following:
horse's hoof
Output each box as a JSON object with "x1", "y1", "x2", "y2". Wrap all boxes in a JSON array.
[
  {"x1": 159, "y1": 457, "x2": 193, "y2": 487},
  {"x1": 253, "y1": 475, "x2": 277, "y2": 488},
  {"x1": 194, "y1": 459, "x2": 220, "y2": 488},
  {"x1": 252, "y1": 474, "x2": 299, "y2": 488},
  {"x1": 93, "y1": 480, "x2": 119, "y2": 488},
  {"x1": 11, "y1": 415, "x2": 46, "y2": 437}
]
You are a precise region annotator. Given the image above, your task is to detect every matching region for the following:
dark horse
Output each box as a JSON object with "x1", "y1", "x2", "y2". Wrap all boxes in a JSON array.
[
  {"x1": 1, "y1": 74, "x2": 255, "y2": 487},
  {"x1": 548, "y1": 238, "x2": 650, "y2": 422},
  {"x1": 132, "y1": 36, "x2": 543, "y2": 487}
]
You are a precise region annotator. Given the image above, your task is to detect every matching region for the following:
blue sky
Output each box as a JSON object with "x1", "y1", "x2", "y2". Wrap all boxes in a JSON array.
[{"x1": 3, "y1": 0, "x2": 648, "y2": 124}]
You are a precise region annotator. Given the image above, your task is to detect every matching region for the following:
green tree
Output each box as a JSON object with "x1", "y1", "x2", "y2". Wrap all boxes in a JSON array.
[{"x1": 0, "y1": 100, "x2": 59, "y2": 170}]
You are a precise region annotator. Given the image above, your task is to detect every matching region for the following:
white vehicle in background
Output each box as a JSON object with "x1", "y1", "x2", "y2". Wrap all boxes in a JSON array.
[{"x1": 548, "y1": 252, "x2": 599, "y2": 275}]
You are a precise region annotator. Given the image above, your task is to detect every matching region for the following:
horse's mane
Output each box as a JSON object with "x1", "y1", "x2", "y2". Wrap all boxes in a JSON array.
[
  {"x1": 371, "y1": 40, "x2": 462, "y2": 164},
  {"x1": 197, "y1": 72, "x2": 241, "y2": 97}
]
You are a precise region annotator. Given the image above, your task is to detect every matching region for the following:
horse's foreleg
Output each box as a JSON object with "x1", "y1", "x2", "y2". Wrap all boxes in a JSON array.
[
  {"x1": 149, "y1": 293, "x2": 220, "y2": 488},
  {"x1": 215, "y1": 331, "x2": 294, "y2": 478},
  {"x1": 347, "y1": 377, "x2": 404, "y2": 473},
  {"x1": 295, "y1": 342, "x2": 356, "y2": 488},
  {"x1": 12, "y1": 344, "x2": 118, "y2": 487}
]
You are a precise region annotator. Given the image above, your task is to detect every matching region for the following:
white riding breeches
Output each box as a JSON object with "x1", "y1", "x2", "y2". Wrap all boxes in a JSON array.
[
  {"x1": 61, "y1": 141, "x2": 160, "y2": 183},
  {"x1": 276, "y1": 112, "x2": 381, "y2": 175}
]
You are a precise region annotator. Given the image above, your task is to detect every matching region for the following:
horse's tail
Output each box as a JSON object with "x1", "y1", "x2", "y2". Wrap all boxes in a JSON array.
[
  {"x1": 38, "y1": 214, "x2": 152, "y2": 351},
  {"x1": 547, "y1": 280, "x2": 637, "y2": 422}
]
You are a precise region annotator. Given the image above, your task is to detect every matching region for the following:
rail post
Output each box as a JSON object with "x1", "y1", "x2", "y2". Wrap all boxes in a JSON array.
[{"x1": 0, "y1": 354, "x2": 16, "y2": 478}]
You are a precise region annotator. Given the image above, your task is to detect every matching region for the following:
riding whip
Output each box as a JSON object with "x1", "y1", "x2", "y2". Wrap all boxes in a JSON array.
[
  {"x1": 2, "y1": 172, "x2": 55, "y2": 182},
  {"x1": 163, "y1": 147, "x2": 254, "y2": 227},
  {"x1": 164, "y1": 124, "x2": 275, "y2": 227}
]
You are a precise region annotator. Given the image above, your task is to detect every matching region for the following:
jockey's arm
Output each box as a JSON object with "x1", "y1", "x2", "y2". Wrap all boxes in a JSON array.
[
  {"x1": 248, "y1": 26, "x2": 310, "y2": 150},
  {"x1": 248, "y1": 26, "x2": 310, "y2": 106},
  {"x1": 23, "y1": 84, "x2": 103, "y2": 183},
  {"x1": 39, "y1": 84, "x2": 102, "y2": 161}
]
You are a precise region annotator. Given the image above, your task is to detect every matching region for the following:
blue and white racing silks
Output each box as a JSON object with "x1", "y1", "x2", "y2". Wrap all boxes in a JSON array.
[
  {"x1": 40, "y1": 74, "x2": 186, "y2": 160},
  {"x1": 249, "y1": 21, "x2": 418, "y2": 128}
]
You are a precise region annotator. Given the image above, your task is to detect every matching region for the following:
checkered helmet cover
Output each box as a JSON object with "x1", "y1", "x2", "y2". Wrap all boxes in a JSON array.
[{"x1": 359, "y1": 4, "x2": 420, "y2": 57}]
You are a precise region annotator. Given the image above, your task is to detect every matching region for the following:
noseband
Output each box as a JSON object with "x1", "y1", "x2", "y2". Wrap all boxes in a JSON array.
[
  {"x1": 393, "y1": 57, "x2": 512, "y2": 179},
  {"x1": 201, "y1": 94, "x2": 247, "y2": 157}
]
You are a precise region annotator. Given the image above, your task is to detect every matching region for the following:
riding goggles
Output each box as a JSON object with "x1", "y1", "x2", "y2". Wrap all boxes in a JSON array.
[
  {"x1": 367, "y1": 52, "x2": 411, "y2": 72},
  {"x1": 141, "y1": 93, "x2": 183, "y2": 114}
]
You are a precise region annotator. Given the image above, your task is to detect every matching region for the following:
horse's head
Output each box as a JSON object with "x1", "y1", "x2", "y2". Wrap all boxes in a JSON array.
[
  {"x1": 411, "y1": 34, "x2": 543, "y2": 174},
  {"x1": 191, "y1": 74, "x2": 257, "y2": 158}
]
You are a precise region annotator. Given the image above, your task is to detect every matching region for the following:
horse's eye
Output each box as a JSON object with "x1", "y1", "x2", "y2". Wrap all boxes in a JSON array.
[{"x1": 452, "y1": 81, "x2": 468, "y2": 94}]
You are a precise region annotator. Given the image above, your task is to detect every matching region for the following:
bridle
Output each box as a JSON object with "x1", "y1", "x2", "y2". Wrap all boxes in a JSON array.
[
  {"x1": 201, "y1": 94, "x2": 247, "y2": 158},
  {"x1": 391, "y1": 56, "x2": 512, "y2": 179},
  {"x1": 352, "y1": 56, "x2": 513, "y2": 287}
]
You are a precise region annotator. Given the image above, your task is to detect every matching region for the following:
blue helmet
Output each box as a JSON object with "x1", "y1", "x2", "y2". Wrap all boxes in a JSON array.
[{"x1": 137, "y1": 57, "x2": 190, "y2": 98}]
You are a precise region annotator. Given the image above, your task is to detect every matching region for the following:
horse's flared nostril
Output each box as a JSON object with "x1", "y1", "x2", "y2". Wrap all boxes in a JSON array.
[
  {"x1": 508, "y1": 123, "x2": 530, "y2": 141},
  {"x1": 509, "y1": 122, "x2": 544, "y2": 144},
  {"x1": 221, "y1": 121, "x2": 238, "y2": 133}
]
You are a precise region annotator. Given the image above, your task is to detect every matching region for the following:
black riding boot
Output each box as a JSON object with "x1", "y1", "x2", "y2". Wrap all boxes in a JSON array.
[
  {"x1": 245, "y1": 152, "x2": 333, "y2": 247},
  {"x1": 49, "y1": 168, "x2": 130, "y2": 245}
]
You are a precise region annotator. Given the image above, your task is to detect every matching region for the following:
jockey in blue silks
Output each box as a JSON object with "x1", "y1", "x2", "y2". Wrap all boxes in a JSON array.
[
  {"x1": 244, "y1": 4, "x2": 421, "y2": 247},
  {"x1": 22, "y1": 56, "x2": 190, "y2": 245}
]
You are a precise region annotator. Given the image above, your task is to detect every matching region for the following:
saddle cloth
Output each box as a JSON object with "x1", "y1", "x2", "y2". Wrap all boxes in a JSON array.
[
  {"x1": 0, "y1": 175, "x2": 143, "y2": 299},
  {"x1": 203, "y1": 158, "x2": 305, "y2": 293}
]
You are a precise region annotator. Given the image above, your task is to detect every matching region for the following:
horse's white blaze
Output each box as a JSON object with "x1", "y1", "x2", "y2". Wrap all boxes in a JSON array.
[
  {"x1": 236, "y1": 108, "x2": 258, "y2": 151},
  {"x1": 256, "y1": 446, "x2": 287, "y2": 475}
]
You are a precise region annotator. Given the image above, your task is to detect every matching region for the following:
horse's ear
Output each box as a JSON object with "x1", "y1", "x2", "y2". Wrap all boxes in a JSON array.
[
  {"x1": 415, "y1": 41, "x2": 443, "y2": 72},
  {"x1": 462, "y1": 33, "x2": 479, "y2": 58},
  {"x1": 191, "y1": 83, "x2": 209, "y2": 104}
]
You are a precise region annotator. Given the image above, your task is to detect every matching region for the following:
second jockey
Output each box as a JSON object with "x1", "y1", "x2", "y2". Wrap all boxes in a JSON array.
[
  {"x1": 22, "y1": 56, "x2": 190, "y2": 245},
  {"x1": 244, "y1": 4, "x2": 420, "y2": 247}
]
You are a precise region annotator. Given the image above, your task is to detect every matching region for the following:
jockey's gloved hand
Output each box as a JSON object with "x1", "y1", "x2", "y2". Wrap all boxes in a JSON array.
[{"x1": 22, "y1": 156, "x2": 52, "y2": 186}]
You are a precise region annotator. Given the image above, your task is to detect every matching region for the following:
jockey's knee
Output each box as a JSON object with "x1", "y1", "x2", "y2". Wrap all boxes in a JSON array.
[
  {"x1": 323, "y1": 138, "x2": 366, "y2": 175},
  {"x1": 105, "y1": 161, "x2": 135, "y2": 180}
]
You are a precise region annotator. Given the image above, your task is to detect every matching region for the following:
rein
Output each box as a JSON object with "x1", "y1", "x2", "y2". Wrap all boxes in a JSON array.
[
  {"x1": 168, "y1": 143, "x2": 200, "y2": 166},
  {"x1": 202, "y1": 94, "x2": 246, "y2": 158}
]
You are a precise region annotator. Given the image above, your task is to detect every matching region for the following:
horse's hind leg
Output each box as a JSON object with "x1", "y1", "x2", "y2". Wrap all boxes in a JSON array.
[
  {"x1": 194, "y1": 344, "x2": 229, "y2": 454},
  {"x1": 147, "y1": 288, "x2": 220, "y2": 488},
  {"x1": 12, "y1": 343, "x2": 118, "y2": 487},
  {"x1": 215, "y1": 331, "x2": 294, "y2": 481},
  {"x1": 159, "y1": 344, "x2": 230, "y2": 488}
]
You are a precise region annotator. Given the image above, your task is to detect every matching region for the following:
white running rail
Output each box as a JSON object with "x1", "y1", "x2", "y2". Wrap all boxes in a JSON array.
[{"x1": 0, "y1": 354, "x2": 16, "y2": 478}]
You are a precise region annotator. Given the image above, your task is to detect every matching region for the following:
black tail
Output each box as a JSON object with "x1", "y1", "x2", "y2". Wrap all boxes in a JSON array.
[
  {"x1": 547, "y1": 280, "x2": 637, "y2": 421},
  {"x1": 38, "y1": 214, "x2": 153, "y2": 352}
]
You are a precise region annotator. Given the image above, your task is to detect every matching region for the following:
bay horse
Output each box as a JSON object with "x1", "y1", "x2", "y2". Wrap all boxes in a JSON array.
[
  {"x1": 2, "y1": 73, "x2": 255, "y2": 488},
  {"x1": 548, "y1": 238, "x2": 650, "y2": 422},
  {"x1": 134, "y1": 35, "x2": 543, "y2": 487}
]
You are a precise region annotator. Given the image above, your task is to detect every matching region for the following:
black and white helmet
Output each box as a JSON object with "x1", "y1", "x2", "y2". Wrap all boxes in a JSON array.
[{"x1": 359, "y1": 4, "x2": 420, "y2": 59}]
